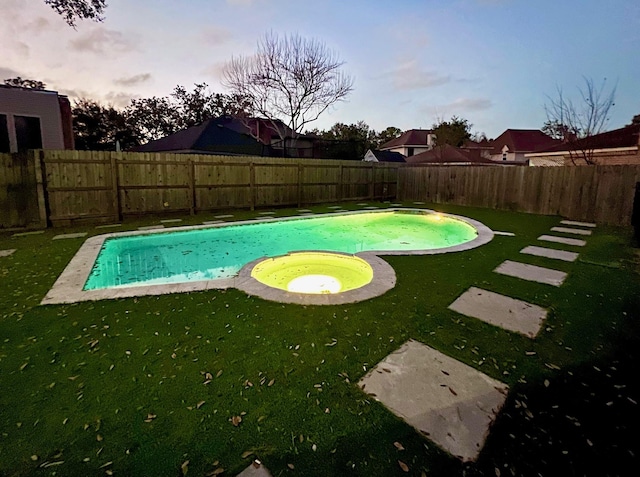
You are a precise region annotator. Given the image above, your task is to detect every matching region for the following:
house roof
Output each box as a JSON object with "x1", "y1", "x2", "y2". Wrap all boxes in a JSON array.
[
  {"x1": 490, "y1": 129, "x2": 560, "y2": 154},
  {"x1": 462, "y1": 138, "x2": 493, "y2": 150},
  {"x1": 534, "y1": 123, "x2": 640, "y2": 153},
  {"x1": 368, "y1": 149, "x2": 406, "y2": 163},
  {"x1": 132, "y1": 116, "x2": 266, "y2": 155},
  {"x1": 405, "y1": 144, "x2": 495, "y2": 164},
  {"x1": 380, "y1": 129, "x2": 433, "y2": 150}
]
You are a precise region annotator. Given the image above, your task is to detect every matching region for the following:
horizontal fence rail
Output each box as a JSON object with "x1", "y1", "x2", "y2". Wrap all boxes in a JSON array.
[{"x1": 38, "y1": 150, "x2": 399, "y2": 225}]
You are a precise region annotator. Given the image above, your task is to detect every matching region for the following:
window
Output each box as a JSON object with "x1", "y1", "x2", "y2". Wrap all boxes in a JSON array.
[
  {"x1": 0, "y1": 115, "x2": 9, "y2": 153},
  {"x1": 14, "y1": 115, "x2": 42, "y2": 151},
  {"x1": 407, "y1": 147, "x2": 414, "y2": 156},
  {"x1": 502, "y1": 152, "x2": 507, "y2": 161}
]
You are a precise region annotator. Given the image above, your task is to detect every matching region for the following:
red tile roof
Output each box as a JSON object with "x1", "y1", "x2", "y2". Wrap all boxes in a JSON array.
[
  {"x1": 380, "y1": 129, "x2": 433, "y2": 149},
  {"x1": 535, "y1": 123, "x2": 640, "y2": 153},
  {"x1": 405, "y1": 144, "x2": 495, "y2": 164},
  {"x1": 490, "y1": 129, "x2": 560, "y2": 154}
]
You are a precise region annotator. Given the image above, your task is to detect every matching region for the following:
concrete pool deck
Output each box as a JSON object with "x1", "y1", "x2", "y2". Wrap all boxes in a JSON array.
[{"x1": 40, "y1": 208, "x2": 494, "y2": 305}]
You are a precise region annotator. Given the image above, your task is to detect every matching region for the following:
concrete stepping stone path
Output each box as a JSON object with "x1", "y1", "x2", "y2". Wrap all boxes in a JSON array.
[
  {"x1": 95, "y1": 223, "x2": 122, "y2": 229},
  {"x1": 12, "y1": 230, "x2": 45, "y2": 237},
  {"x1": 160, "y1": 218, "x2": 182, "y2": 223},
  {"x1": 538, "y1": 235, "x2": 586, "y2": 247},
  {"x1": 53, "y1": 232, "x2": 87, "y2": 240},
  {"x1": 0, "y1": 249, "x2": 16, "y2": 257},
  {"x1": 449, "y1": 287, "x2": 547, "y2": 338},
  {"x1": 550, "y1": 226, "x2": 592, "y2": 236},
  {"x1": 236, "y1": 462, "x2": 273, "y2": 477},
  {"x1": 493, "y1": 231, "x2": 516, "y2": 236},
  {"x1": 560, "y1": 220, "x2": 596, "y2": 228},
  {"x1": 494, "y1": 260, "x2": 567, "y2": 286},
  {"x1": 214, "y1": 214, "x2": 234, "y2": 219},
  {"x1": 359, "y1": 339, "x2": 508, "y2": 462},
  {"x1": 520, "y1": 245, "x2": 578, "y2": 262}
]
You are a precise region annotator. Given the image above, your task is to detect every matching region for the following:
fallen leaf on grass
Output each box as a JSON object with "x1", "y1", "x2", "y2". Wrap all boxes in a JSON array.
[
  {"x1": 231, "y1": 415, "x2": 242, "y2": 427},
  {"x1": 181, "y1": 460, "x2": 189, "y2": 476},
  {"x1": 394, "y1": 441, "x2": 405, "y2": 451},
  {"x1": 216, "y1": 369, "x2": 223, "y2": 378},
  {"x1": 398, "y1": 460, "x2": 409, "y2": 472},
  {"x1": 144, "y1": 413, "x2": 156, "y2": 423},
  {"x1": 241, "y1": 451, "x2": 253, "y2": 458},
  {"x1": 268, "y1": 379, "x2": 275, "y2": 387},
  {"x1": 196, "y1": 401, "x2": 206, "y2": 409},
  {"x1": 287, "y1": 463, "x2": 295, "y2": 469},
  {"x1": 206, "y1": 467, "x2": 224, "y2": 476}
]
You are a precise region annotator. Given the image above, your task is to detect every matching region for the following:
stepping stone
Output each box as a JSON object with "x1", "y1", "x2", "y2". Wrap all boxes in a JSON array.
[
  {"x1": 202, "y1": 220, "x2": 224, "y2": 225},
  {"x1": 538, "y1": 235, "x2": 586, "y2": 247},
  {"x1": 258, "y1": 211, "x2": 275, "y2": 215},
  {"x1": 0, "y1": 249, "x2": 16, "y2": 257},
  {"x1": 359, "y1": 339, "x2": 508, "y2": 462},
  {"x1": 160, "y1": 218, "x2": 182, "y2": 223},
  {"x1": 520, "y1": 245, "x2": 578, "y2": 262},
  {"x1": 363, "y1": 206, "x2": 379, "y2": 209},
  {"x1": 95, "y1": 224, "x2": 122, "y2": 229},
  {"x1": 12, "y1": 230, "x2": 45, "y2": 237},
  {"x1": 297, "y1": 209, "x2": 312, "y2": 212},
  {"x1": 493, "y1": 231, "x2": 515, "y2": 236},
  {"x1": 561, "y1": 220, "x2": 596, "y2": 228},
  {"x1": 550, "y1": 226, "x2": 592, "y2": 236},
  {"x1": 236, "y1": 461, "x2": 273, "y2": 477},
  {"x1": 299, "y1": 212, "x2": 315, "y2": 216},
  {"x1": 53, "y1": 232, "x2": 87, "y2": 240},
  {"x1": 327, "y1": 206, "x2": 342, "y2": 209},
  {"x1": 214, "y1": 214, "x2": 234, "y2": 219},
  {"x1": 357, "y1": 203, "x2": 368, "y2": 206},
  {"x1": 494, "y1": 260, "x2": 567, "y2": 286},
  {"x1": 138, "y1": 225, "x2": 165, "y2": 231},
  {"x1": 412, "y1": 201, "x2": 425, "y2": 205},
  {"x1": 390, "y1": 203, "x2": 402, "y2": 207},
  {"x1": 449, "y1": 287, "x2": 547, "y2": 338}
]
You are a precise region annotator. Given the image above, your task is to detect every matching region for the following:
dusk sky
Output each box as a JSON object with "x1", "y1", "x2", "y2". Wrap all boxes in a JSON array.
[{"x1": 1, "y1": 0, "x2": 638, "y2": 138}]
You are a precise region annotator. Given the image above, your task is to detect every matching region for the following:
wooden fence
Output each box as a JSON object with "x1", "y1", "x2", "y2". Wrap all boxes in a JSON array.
[
  {"x1": 40, "y1": 150, "x2": 400, "y2": 225},
  {"x1": 0, "y1": 151, "x2": 46, "y2": 229},
  {"x1": 398, "y1": 164, "x2": 640, "y2": 226}
]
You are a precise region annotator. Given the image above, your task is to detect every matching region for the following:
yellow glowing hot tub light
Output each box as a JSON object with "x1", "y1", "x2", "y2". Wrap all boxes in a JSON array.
[
  {"x1": 251, "y1": 252, "x2": 373, "y2": 295},
  {"x1": 287, "y1": 274, "x2": 342, "y2": 294}
]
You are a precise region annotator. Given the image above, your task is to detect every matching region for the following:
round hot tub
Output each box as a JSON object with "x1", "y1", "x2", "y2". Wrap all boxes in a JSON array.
[
  {"x1": 251, "y1": 252, "x2": 374, "y2": 295},
  {"x1": 237, "y1": 251, "x2": 396, "y2": 305}
]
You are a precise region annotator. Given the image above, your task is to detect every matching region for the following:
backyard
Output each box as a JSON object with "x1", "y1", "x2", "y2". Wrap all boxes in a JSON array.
[{"x1": 0, "y1": 201, "x2": 638, "y2": 476}]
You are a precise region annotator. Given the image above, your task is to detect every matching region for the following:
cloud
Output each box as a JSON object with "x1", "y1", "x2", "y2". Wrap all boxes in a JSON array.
[
  {"x1": 200, "y1": 26, "x2": 233, "y2": 46},
  {"x1": 226, "y1": 0, "x2": 255, "y2": 5},
  {"x1": 58, "y1": 89, "x2": 135, "y2": 109},
  {"x1": 202, "y1": 62, "x2": 228, "y2": 81},
  {"x1": 69, "y1": 27, "x2": 136, "y2": 54},
  {"x1": 114, "y1": 73, "x2": 152, "y2": 87},
  {"x1": 424, "y1": 97, "x2": 493, "y2": 117},
  {"x1": 0, "y1": 66, "x2": 23, "y2": 81},
  {"x1": 382, "y1": 60, "x2": 451, "y2": 91}
]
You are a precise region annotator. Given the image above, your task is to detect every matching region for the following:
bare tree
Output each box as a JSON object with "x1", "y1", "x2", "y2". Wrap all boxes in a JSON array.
[
  {"x1": 222, "y1": 32, "x2": 353, "y2": 151},
  {"x1": 44, "y1": 0, "x2": 106, "y2": 27},
  {"x1": 545, "y1": 77, "x2": 616, "y2": 165}
]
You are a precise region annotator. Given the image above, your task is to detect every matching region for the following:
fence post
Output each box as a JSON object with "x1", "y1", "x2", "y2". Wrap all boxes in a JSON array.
[
  {"x1": 249, "y1": 162, "x2": 255, "y2": 211},
  {"x1": 110, "y1": 153, "x2": 122, "y2": 222},
  {"x1": 369, "y1": 163, "x2": 375, "y2": 200},
  {"x1": 188, "y1": 159, "x2": 196, "y2": 215},
  {"x1": 34, "y1": 150, "x2": 49, "y2": 228},
  {"x1": 297, "y1": 162, "x2": 303, "y2": 207},
  {"x1": 338, "y1": 163, "x2": 343, "y2": 201}
]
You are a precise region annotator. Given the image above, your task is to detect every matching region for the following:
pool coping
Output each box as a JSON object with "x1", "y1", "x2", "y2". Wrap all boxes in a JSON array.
[{"x1": 40, "y1": 208, "x2": 494, "y2": 305}]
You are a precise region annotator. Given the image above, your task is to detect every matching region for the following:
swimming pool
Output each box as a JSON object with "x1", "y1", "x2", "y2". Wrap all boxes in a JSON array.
[{"x1": 42, "y1": 209, "x2": 494, "y2": 304}]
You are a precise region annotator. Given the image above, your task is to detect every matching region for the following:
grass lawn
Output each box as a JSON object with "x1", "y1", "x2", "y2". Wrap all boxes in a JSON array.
[{"x1": 1, "y1": 202, "x2": 639, "y2": 476}]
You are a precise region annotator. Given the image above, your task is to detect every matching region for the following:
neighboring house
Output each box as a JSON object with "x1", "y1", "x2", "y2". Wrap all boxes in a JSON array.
[
  {"x1": 489, "y1": 129, "x2": 560, "y2": 164},
  {"x1": 363, "y1": 149, "x2": 406, "y2": 163},
  {"x1": 0, "y1": 85, "x2": 74, "y2": 153},
  {"x1": 460, "y1": 138, "x2": 493, "y2": 159},
  {"x1": 525, "y1": 123, "x2": 640, "y2": 166},
  {"x1": 379, "y1": 129, "x2": 436, "y2": 158},
  {"x1": 133, "y1": 115, "x2": 319, "y2": 158},
  {"x1": 405, "y1": 144, "x2": 496, "y2": 165},
  {"x1": 133, "y1": 116, "x2": 268, "y2": 155}
]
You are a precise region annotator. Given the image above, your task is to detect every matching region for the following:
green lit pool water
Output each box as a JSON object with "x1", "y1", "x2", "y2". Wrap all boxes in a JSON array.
[{"x1": 84, "y1": 210, "x2": 478, "y2": 290}]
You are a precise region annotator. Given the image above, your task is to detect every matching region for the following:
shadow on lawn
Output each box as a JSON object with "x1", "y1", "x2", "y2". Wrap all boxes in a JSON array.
[{"x1": 471, "y1": 303, "x2": 640, "y2": 477}]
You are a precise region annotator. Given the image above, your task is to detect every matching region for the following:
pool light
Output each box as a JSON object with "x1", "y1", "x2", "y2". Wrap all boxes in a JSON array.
[{"x1": 286, "y1": 274, "x2": 342, "y2": 294}]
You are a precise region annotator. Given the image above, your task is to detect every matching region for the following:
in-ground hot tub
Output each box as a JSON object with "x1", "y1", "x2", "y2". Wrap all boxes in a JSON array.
[{"x1": 42, "y1": 208, "x2": 494, "y2": 305}]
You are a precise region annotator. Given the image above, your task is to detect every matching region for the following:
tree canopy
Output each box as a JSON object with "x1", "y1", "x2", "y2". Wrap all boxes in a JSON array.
[
  {"x1": 432, "y1": 116, "x2": 472, "y2": 148},
  {"x1": 44, "y1": 0, "x2": 107, "y2": 27},
  {"x1": 4, "y1": 77, "x2": 47, "y2": 90}
]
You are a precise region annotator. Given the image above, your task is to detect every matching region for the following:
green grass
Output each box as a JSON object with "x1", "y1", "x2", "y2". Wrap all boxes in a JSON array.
[{"x1": 1, "y1": 202, "x2": 638, "y2": 476}]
